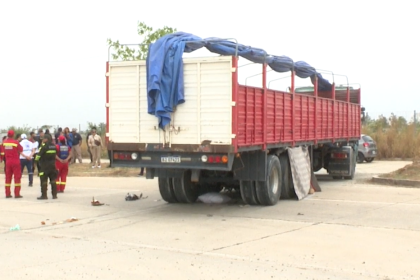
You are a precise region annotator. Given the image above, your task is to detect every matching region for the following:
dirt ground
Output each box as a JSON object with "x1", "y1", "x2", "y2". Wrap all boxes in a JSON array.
[{"x1": 379, "y1": 160, "x2": 420, "y2": 180}]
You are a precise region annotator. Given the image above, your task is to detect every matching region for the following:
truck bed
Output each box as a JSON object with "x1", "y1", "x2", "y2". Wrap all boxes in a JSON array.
[{"x1": 106, "y1": 56, "x2": 360, "y2": 153}]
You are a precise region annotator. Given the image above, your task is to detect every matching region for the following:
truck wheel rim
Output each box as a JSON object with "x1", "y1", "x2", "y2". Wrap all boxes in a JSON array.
[{"x1": 270, "y1": 167, "x2": 279, "y2": 194}]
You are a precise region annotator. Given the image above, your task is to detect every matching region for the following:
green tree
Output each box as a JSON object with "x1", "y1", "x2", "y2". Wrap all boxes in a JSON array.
[
  {"x1": 86, "y1": 122, "x2": 106, "y2": 136},
  {"x1": 39, "y1": 125, "x2": 53, "y2": 131},
  {"x1": 107, "y1": 22, "x2": 177, "y2": 61},
  {"x1": 3, "y1": 125, "x2": 34, "y2": 137}
]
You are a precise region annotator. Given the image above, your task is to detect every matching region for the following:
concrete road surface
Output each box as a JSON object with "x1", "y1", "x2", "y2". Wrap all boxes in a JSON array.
[{"x1": 1, "y1": 160, "x2": 419, "y2": 280}]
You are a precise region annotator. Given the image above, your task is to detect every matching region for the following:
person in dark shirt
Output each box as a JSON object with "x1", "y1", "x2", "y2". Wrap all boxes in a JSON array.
[
  {"x1": 55, "y1": 127, "x2": 62, "y2": 144},
  {"x1": 70, "y1": 128, "x2": 83, "y2": 164}
]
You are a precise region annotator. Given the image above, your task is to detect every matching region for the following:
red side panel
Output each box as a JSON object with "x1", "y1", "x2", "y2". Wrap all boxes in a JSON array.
[{"x1": 236, "y1": 85, "x2": 360, "y2": 148}]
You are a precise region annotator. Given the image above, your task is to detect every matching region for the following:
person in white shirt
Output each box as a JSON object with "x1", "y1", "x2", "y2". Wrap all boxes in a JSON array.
[
  {"x1": 19, "y1": 134, "x2": 35, "y2": 187},
  {"x1": 30, "y1": 132, "x2": 40, "y2": 175},
  {"x1": 88, "y1": 128, "x2": 102, "y2": 168}
]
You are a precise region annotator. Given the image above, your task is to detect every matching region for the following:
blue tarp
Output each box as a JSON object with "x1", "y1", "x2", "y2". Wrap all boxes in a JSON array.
[{"x1": 147, "y1": 32, "x2": 332, "y2": 129}]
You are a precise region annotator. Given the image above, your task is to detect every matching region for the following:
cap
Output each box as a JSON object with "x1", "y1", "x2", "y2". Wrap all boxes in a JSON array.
[
  {"x1": 7, "y1": 130, "x2": 14, "y2": 137},
  {"x1": 21, "y1": 134, "x2": 27, "y2": 140},
  {"x1": 72, "y1": 128, "x2": 77, "y2": 132},
  {"x1": 58, "y1": 135, "x2": 66, "y2": 142}
]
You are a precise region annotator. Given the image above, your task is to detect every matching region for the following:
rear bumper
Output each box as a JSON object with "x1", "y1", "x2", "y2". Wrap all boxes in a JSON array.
[
  {"x1": 361, "y1": 149, "x2": 377, "y2": 158},
  {"x1": 111, "y1": 151, "x2": 235, "y2": 171}
]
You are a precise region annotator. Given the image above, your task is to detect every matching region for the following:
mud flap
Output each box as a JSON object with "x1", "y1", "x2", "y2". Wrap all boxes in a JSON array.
[
  {"x1": 288, "y1": 147, "x2": 311, "y2": 200},
  {"x1": 328, "y1": 146, "x2": 354, "y2": 177}
]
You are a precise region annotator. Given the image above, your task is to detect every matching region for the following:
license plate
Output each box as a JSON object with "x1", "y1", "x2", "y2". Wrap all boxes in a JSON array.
[
  {"x1": 372, "y1": 151, "x2": 376, "y2": 155},
  {"x1": 161, "y1": 156, "x2": 181, "y2": 163}
]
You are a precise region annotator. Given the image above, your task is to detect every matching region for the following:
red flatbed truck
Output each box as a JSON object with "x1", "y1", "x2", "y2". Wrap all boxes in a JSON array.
[{"x1": 105, "y1": 39, "x2": 361, "y2": 206}]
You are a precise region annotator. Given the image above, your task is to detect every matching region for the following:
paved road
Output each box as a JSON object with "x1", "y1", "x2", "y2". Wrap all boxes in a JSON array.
[{"x1": 1, "y1": 161, "x2": 419, "y2": 280}]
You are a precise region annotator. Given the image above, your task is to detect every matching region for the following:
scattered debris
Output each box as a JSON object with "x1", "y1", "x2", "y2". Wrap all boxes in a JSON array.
[
  {"x1": 65, "y1": 217, "x2": 78, "y2": 223},
  {"x1": 9, "y1": 224, "x2": 20, "y2": 231},
  {"x1": 125, "y1": 193, "x2": 144, "y2": 201},
  {"x1": 41, "y1": 221, "x2": 46, "y2": 225},
  {"x1": 91, "y1": 196, "x2": 104, "y2": 206},
  {"x1": 197, "y1": 192, "x2": 231, "y2": 204},
  {"x1": 298, "y1": 213, "x2": 304, "y2": 215}
]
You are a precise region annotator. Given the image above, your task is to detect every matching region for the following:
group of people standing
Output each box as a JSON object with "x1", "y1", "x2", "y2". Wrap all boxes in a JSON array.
[{"x1": 0, "y1": 126, "x2": 103, "y2": 199}]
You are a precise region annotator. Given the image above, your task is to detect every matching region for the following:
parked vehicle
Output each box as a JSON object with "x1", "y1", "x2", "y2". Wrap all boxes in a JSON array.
[
  {"x1": 105, "y1": 34, "x2": 362, "y2": 205},
  {"x1": 357, "y1": 134, "x2": 377, "y2": 163}
]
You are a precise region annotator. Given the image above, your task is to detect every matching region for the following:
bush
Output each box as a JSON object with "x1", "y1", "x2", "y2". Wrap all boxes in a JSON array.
[{"x1": 362, "y1": 114, "x2": 420, "y2": 159}]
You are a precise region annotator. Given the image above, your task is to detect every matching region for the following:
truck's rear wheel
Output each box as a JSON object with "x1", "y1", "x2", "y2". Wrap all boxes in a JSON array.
[
  {"x1": 357, "y1": 152, "x2": 364, "y2": 163},
  {"x1": 279, "y1": 153, "x2": 296, "y2": 199},
  {"x1": 255, "y1": 155, "x2": 282, "y2": 206},
  {"x1": 172, "y1": 170, "x2": 199, "y2": 203},
  {"x1": 158, "y1": 177, "x2": 178, "y2": 203},
  {"x1": 240, "y1": 181, "x2": 259, "y2": 205}
]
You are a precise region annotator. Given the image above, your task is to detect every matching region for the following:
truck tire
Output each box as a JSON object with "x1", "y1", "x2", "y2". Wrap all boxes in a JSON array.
[
  {"x1": 279, "y1": 153, "x2": 296, "y2": 199},
  {"x1": 255, "y1": 155, "x2": 282, "y2": 206},
  {"x1": 240, "y1": 181, "x2": 259, "y2": 205},
  {"x1": 172, "y1": 170, "x2": 199, "y2": 203},
  {"x1": 357, "y1": 152, "x2": 364, "y2": 163},
  {"x1": 158, "y1": 177, "x2": 178, "y2": 203}
]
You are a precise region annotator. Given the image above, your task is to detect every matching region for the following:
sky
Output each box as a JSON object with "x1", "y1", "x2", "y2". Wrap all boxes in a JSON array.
[{"x1": 1, "y1": 0, "x2": 419, "y2": 131}]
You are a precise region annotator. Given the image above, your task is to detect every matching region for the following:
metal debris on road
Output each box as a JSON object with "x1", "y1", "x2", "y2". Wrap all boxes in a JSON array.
[
  {"x1": 125, "y1": 193, "x2": 145, "y2": 201},
  {"x1": 65, "y1": 217, "x2": 78, "y2": 223}
]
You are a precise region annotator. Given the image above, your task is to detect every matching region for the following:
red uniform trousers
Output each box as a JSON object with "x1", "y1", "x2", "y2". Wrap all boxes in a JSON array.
[
  {"x1": 55, "y1": 160, "x2": 69, "y2": 192},
  {"x1": 5, "y1": 161, "x2": 22, "y2": 197}
]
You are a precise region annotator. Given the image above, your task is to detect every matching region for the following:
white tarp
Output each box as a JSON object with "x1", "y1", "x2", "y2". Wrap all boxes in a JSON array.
[{"x1": 288, "y1": 146, "x2": 311, "y2": 200}]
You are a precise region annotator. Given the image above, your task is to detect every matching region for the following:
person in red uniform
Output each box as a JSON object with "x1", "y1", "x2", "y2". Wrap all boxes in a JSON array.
[
  {"x1": 2, "y1": 130, "x2": 28, "y2": 198},
  {"x1": 0, "y1": 136, "x2": 6, "y2": 172},
  {"x1": 55, "y1": 135, "x2": 71, "y2": 193}
]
